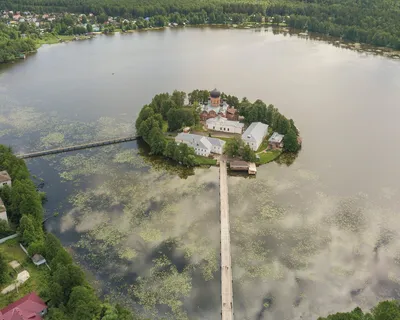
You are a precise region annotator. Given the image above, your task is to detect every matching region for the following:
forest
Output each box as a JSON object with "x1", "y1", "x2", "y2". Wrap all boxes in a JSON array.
[
  {"x1": 0, "y1": 22, "x2": 36, "y2": 63},
  {"x1": 1, "y1": 0, "x2": 400, "y2": 49},
  {"x1": 0, "y1": 145, "x2": 142, "y2": 320}
]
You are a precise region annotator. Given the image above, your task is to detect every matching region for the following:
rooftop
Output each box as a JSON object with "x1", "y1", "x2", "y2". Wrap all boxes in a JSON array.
[
  {"x1": 175, "y1": 133, "x2": 212, "y2": 150},
  {"x1": 207, "y1": 137, "x2": 226, "y2": 148},
  {"x1": 206, "y1": 117, "x2": 244, "y2": 128},
  {"x1": 268, "y1": 132, "x2": 284, "y2": 143},
  {"x1": 242, "y1": 122, "x2": 269, "y2": 142},
  {"x1": 210, "y1": 88, "x2": 221, "y2": 98},
  {"x1": 0, "y1": 292, "x2": 46, "y2": 320},
  {"x1": 0, "y1": 171, "x2": 11, "y2": 183}
]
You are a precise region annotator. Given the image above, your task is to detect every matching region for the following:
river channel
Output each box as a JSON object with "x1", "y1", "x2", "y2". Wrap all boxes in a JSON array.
[{"x1": 1, "y1": 27, "x2": 400, "y2": 320}]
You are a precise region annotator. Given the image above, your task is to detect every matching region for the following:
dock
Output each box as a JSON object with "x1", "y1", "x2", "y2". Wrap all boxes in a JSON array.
[
  {"x1": 229, "y1": 160, "x2": 257, "y2": 175},
  {"x1": 16, "y1": 136, "x2": 138, "y2": 159},
  {"x1": 219, "y1": 159, "x2": 234, "y2": 320}
]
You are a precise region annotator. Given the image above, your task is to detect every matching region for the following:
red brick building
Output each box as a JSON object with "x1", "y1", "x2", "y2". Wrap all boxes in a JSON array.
[{"x1": 200, "y1": 89, "x2": 238, "y2": 121}]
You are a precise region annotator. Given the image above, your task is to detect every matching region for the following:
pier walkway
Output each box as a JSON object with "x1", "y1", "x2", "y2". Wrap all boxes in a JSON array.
[
  {"x1": 219, "y1": 159, "x2": 234, "y2": 320},
  {"x1": 16, "y1": 136, "x2": 138, "y2": 159}
]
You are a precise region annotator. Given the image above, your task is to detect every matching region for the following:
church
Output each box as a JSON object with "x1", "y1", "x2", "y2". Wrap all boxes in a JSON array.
[{"x1": 200, "y1": 89, "x2": 238, "y2": 121}]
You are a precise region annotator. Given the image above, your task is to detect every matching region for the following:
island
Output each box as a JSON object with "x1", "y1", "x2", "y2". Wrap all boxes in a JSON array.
[{"x1": 135, "y1": 88, "x2": 301, "y2": 172}]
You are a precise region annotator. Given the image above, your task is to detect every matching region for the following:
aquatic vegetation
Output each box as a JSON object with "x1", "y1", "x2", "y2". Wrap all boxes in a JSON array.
[
  {"x1": 40, "y1": 132, "x2": 65, "y2": 147},
  {"x1": 132, "y1": 255, "x2": 192, "y2": 320}
]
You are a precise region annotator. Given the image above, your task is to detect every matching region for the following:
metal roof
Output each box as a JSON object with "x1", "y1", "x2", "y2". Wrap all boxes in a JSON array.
[
  {"x1": 241, "y1": 122, "x2": 269, "y2": 143},
  {"x1": 268, "y1": 132, "x2": 284, "y2": 143}
]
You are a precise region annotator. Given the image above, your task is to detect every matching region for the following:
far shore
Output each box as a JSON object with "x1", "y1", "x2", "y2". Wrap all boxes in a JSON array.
[{"x1": 34, "y1": 25, "x2": 400, "y2": 60}]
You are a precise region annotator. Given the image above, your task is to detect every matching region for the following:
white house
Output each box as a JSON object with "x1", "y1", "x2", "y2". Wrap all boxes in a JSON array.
[
  {"x1": 175, "y1": 133, "x2": 225, "y2": 156},
  {"x1": 207, "y1": 137, "x2": 226, "y2": 154},
  {"x1": 241, "y1": 122, "x2": 269, "y2": 151},
  {"x1": 206, "y1": 116, "x2": 244, "y2": 134},
  {"x1": 0, "y1": 198, "x2": 8, "y2": 223},
  {"x1": 0, "y1": 171, "x2": 11, "y2": 188}
]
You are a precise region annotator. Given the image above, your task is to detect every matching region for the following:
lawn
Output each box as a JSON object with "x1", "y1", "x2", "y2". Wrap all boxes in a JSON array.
[
  {"x1": 35, "y1": 34, "x2": 76, "y2": 48},
  {"x1": 0, "y1": 238, "x2": 50, "y2": 308},
  {"x1": 194, "y1": 155, "x2": 217, "y2": 166},
  {"x1": 256, "y1": 150, "x2": 282, "y2": 164}
]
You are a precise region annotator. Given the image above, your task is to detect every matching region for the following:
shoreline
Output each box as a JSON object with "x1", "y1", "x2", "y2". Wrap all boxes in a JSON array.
[{"x1": 32, "y1": 25, "x2": 400, "y2": 60}]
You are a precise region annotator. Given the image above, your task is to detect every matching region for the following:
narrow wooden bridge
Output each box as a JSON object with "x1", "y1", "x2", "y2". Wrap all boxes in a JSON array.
[
  {"x1": 219, "y1": 159, "x2": 234, "y2": 320},
  {"x1": 17, "y1": 136, "x2": 138, "y2": 159}
]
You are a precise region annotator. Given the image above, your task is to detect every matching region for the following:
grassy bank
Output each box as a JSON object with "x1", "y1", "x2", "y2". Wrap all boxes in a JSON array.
[
  {"x1": 35, "y1": 34, "x2": 90, "y2": 49},
  {"x1": 194, "y1": 155, "x2": 217, "y2": 166},
  {"x1": 256, "y1": 150, "x2": 282, "y2": 164},
  {"x1": 0, "y1": 238, "x2": 50, "y2": 308}
]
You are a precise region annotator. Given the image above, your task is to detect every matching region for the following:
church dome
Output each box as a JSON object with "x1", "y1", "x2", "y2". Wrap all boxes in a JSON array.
[{"x1": 210, "y1": 88, "x2": 221, "y2": 98}]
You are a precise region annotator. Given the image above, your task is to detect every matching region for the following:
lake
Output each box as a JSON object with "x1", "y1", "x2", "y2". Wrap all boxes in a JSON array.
[{"x1": 1, "y1": 27, "x2": 400, "y2": 320}]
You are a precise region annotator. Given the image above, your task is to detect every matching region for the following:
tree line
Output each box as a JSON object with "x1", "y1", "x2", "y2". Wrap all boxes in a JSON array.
[
  {"x1": 1, "y1": 0, "x2": 400, "y2": 48},
  {"x1": 0, "y1": 145, "x2": 143, "y2": 320},
  {"x1": 0, "y1": 23, "x2": 36, "y2": 63},
  {"x1": 318, "y1": 300, "x2": 400, "y2": 320}
]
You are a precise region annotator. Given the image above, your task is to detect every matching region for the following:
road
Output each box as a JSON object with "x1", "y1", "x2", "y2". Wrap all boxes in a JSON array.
[{"x1": 220, "y1": 159, "x2": 234, "y2": 320}]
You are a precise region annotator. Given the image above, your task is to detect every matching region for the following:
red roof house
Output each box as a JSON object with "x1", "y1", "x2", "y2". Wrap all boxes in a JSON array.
[{"x1": 0, "y1": 292, "x2": 47, "y2": 320}]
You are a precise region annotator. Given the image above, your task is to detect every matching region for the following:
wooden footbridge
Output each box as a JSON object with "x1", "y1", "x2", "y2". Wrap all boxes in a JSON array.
[
  {"x1": 219, "y1": 159, "x2": 234, "y2": 320},
  {"x1": 16, "y1": 136, "x2": 138, "y2": 159}
]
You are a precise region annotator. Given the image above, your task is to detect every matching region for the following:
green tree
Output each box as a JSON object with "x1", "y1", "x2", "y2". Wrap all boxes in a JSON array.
[
  {"x1": 52, "y1": 264, "x2": 85, "y2": 305},
  {"x1": 148, "y1": 126, "x2": 166, "y2": 155},
  {"x1": 372, "y1": 301, "x2": 400, "y2": 320},
  {"x1": 45, "y1": 233, "x2": 63, "y2": 262},
  {"x1": 164, "y1": 141, "x2": 178, "y2": 159},
  {"x1": 171, "y1": 90, "x2": 186, "y2": 107},
  {"x1": 224, "y1": 137, "x2": 243, "y2": 157},
  {"x1": 47, "y1": 308, "x2": 68, "y2": 320},
  {"x1": 50, "y1": 249, "x2": 73, "y2": 272},
  {"x1": 67, "y1": 286, "x2": 100, "y2": 320},
  {"x1": 86, "y1": 23, "x2": 93, "y2": 32},
  {"x1": 242, "y1": 144, "x2": 257, "y2": 162},
  {"x1": 0, "y1": 252, "x2": 8, "y2": 284},
  {"x1": 19, "y1": 215, "x2": 40, "y2": 245},
  {"x1": 283, "y1": 129, "x2": 300, "y2": 153}
]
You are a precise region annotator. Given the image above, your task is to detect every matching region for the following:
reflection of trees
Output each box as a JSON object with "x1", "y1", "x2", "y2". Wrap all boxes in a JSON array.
[
  {"x1": 275, "y1": 151, "x2": 299, "y2": 166},
  {"x1": 137, "y1": 138, "x2": 195, "y2": 179}
]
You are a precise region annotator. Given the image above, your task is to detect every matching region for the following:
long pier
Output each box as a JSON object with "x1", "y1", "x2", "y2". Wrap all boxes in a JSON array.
[
  {"x1": 219, "y1": 159, "x2": 234, "y2": 320},
  {"x1": 17, "y1": 136, "x2": 138, "y2": 159}
]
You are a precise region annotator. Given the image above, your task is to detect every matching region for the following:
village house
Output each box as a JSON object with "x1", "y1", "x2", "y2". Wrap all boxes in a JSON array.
[
  {"x1": 0, "y1": 171, "x2": 11, "y2": 188},
  {"x1": 0, "y1": 292, "x2": 47, "y2": 320},
  {"x1": 268, "y1": 132, "x2": 284, "y2": 149},
  {"x1": 241, "y1": 122, "x2": 269, "y2": 151},
  {"x1": 0, "y1": 198, "x2": 7, "y2": 223},
  {"x1": 200, "y1": 89, "x2": 238, "y2": 121},
  {"x1": 175, "y1": 133, "x2": 225, "y2": 156},
  {"x1": 206, "y1": 116, "x2": 244, "y2": 134}
]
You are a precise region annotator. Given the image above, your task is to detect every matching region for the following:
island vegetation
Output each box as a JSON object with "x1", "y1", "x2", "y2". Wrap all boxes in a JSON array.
[
  {"x1": 135, "y1": 89, "x2": 301, "y2": 167},
  {"x1": 0, "y1": 145, "x2": 142, "y2": 320}
]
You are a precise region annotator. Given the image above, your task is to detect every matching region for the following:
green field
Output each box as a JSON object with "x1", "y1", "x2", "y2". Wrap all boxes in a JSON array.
[
  {"x1": 256, "y1": 150, "x2": 282, "y2": 164},
  {"x1": 194, "y1": 155, "x2": 217, "y2": 166},
  {"x1": 0, "y1": 238, "x2": 50, "y2": 309}
]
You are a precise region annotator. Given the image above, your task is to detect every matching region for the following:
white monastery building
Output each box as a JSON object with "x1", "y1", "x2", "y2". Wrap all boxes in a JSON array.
[
  {"x1": 175, "y1": 133, "x2": 225, "y2": 156},
  {"x1": 206, "y1": 116, "x2": 244, "y2": 134},
  {"x1": 241, "y1": 122, "x2": 269, "y2": 151}
]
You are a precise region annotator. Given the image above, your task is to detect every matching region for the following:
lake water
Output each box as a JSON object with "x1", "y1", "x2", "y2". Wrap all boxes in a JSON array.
[{"x1": 1, "y1": 27, "x2": 400, "y2": 320}]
